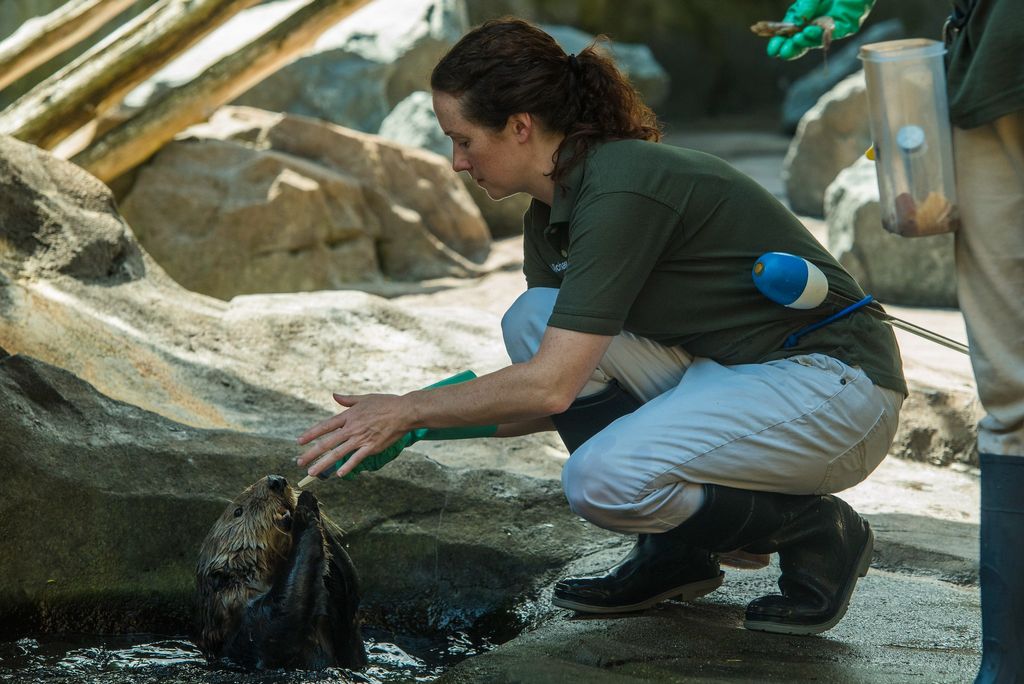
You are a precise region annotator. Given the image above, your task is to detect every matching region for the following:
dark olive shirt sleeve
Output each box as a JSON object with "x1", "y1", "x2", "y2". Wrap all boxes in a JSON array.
[{"x1": 548, "y1": 192, "x2": 679, "y2": 335}]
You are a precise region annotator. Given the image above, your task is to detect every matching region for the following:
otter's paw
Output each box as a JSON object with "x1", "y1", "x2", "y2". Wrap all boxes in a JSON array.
[
  {"x1": 297, "y1": 490, "x2": 320, "y2": 513},
  {"x1": 293, "y1": 491, "x2": 322, "y2": 531}
]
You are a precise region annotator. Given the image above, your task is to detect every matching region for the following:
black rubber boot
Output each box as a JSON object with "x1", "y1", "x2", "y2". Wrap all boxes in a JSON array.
[
  {"x1": 975, "y1": 453, "x2": 1024, "y2": 684},
  {"x1": 663, "y1": 485, "x2": 874, "y2": 635},
  {"x1": 550, "y1": 380, "x2": 640, "y2": 453},
  {"x1": 742, "y1": 496, "x2": 873, "y2": 635},
  {"x1": 552, "y1": 382, "x2": 720, "y2": 613},
  {"x1": 552, "y1": 534, "x2": 724, "y2": 613}
]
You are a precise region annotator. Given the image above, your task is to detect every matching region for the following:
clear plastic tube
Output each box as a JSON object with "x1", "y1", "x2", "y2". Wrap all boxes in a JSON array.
[{"x1": 860, "y1": 39, "x2": 960, "y2": 237}]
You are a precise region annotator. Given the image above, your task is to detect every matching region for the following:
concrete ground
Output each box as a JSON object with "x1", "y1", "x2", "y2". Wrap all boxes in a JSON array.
[{"x1": 429, "y1": 285, "x2": 982, "y2": 682}]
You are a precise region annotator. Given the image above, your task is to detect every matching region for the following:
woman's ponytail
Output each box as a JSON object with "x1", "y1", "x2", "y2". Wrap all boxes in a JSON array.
[{"x1": 558, "y1": 41, "x2": 661, "y2": 180}]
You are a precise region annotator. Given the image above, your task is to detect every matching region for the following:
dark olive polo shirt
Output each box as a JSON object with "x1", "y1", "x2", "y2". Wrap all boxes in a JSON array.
[{"x1": 523, "y1": 139, "x2": 907, "y2": 396}]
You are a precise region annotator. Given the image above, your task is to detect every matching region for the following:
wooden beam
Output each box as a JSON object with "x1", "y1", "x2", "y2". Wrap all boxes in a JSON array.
[
  {"x1": 73, "y1": 0, "x2": 374, "y2": 183},
  {"x1": 0, "y1": 0, "x2": 262, "y2": 150},
  {"x1": 0, "y1": 0, "x2": 138, "y2": 92}
]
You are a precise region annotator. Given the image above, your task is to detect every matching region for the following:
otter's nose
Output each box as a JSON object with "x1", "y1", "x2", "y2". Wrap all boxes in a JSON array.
[{"x1": 267, "y1": 475, "x2": 287, "y2": 492}]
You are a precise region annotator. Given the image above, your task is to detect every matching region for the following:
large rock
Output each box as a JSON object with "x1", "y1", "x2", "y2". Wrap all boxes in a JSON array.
[
  {"x1": 378, "y1": 90, "x2": 449, "y2": 155},
  {"x1": 0, "y1": 348, "x2": 607, "y2": 638},
  {"x1": 783, "y1": 71, "x2": 869, "y2": 217},
  {"x1": 825, "y1": 157, "x2": 958, "y2": 308},
  {"x1": 118, "y1": 106, "x2": 491, "y2": 300},
  {"x1": 0, "y1": 130, "x2": 559, "y2": 465},
  {"x1": 0, "y1": 130, "x2": 589, "y2": 639},
  {"x1": 379, "y1": 91, "x2": 532, "y2": 237},
  {"x1": 894, "y1": 379, "x2": 981, "y2": 468}
]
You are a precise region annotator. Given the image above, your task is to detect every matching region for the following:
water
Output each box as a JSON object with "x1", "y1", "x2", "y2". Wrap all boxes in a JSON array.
[{"x1": 0, "y1": 628, "x2": 491, "y2": 684}]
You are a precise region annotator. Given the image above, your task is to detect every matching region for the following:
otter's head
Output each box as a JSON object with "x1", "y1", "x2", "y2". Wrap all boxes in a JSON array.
[{"x1": 194, "y1": 474, "x2": 297, "y2": 656}]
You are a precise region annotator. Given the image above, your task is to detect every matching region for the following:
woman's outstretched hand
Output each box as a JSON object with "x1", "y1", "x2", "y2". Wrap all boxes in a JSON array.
[{"x1": 296, "y1": 392, "x2": 412, "y2": 479}]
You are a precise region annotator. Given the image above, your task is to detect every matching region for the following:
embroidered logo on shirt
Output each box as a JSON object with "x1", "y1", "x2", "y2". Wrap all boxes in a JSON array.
[{"x1": 549, "y1": 260, "x2": 568, "y2": 273}]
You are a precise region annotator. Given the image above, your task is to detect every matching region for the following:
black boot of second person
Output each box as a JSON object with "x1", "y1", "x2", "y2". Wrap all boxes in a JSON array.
[{"x1": 974, "y1": 453, "x2": 1024, "y2": 684}]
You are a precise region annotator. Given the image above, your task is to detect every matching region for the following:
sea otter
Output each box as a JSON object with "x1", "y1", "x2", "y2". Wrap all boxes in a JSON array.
[{"x1": 194, "y1": 474, "x2": 367, "y2": 670}]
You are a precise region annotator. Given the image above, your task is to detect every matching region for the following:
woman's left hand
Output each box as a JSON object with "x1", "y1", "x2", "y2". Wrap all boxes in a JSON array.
[{"x1": 296, "y1": 392, "x2": 412, "y2": 478}]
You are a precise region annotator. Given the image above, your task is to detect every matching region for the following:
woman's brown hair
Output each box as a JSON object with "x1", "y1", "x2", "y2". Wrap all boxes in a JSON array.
[{"x1": 430, "y1": 18, "x2": 661, "y2": 184}]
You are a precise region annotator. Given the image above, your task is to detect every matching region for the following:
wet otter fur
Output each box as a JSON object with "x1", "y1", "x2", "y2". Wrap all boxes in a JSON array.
[{"x1": 194, "y1": 475, "x2": 366, "y2": 670}]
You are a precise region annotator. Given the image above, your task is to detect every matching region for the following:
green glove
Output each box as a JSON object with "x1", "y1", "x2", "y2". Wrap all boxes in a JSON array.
[
  {"x1": 767, "y1": 0, "x2": 875, "y2": 60},
  {"x1": 319, "y1": 370, "x2": 498, "y2": 481}
]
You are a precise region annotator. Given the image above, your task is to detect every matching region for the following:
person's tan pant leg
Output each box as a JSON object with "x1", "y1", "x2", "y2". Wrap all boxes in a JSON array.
[{"x1": 954, "y1": 112, "x2": 1024, "y2": 455}]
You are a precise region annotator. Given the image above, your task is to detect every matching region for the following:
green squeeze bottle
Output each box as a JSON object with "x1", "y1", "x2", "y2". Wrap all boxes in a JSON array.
[{"x1": 298, "y1": 371, "x2": 497, "y2": 486}]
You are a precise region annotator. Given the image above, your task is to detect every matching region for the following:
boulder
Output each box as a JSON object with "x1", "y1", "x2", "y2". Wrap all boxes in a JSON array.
[
  {"x1": 0, "y1": 130, "x2": 557, "y2": 462},
  {"x1": 378, "y1": 90, "x2": 448, "y2": 155},
  {"x1": 783, "y1": 71, "x2": 869, "y2": 217},
  {"x1": 825, "y1": 156, "x2": 957, "y2": 307},
  {"x1": 780, "y1": 19, "x2": 904, "y2": 134},
  {"x1": 0, "y1": 132, "x2": 140, "y2": 283},
  {"x1": 894, "y1": 382, "x2": 981, "y2": 468},
  {"x1": 378, "y1": 91, "x2": 532, "y2": 237},
  {"x1": 118, "y1": 106, "x2": 491, "y2": 300},
  {"x1": 0, "y1": 348, "x2": 608, "y2": 638},
  {"x1": 0, "y1": 129, "x2": 583, "y2": 640}
]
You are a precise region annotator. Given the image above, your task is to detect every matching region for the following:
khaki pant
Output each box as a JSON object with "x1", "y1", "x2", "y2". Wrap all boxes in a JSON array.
[
  {"x1": 502, "y1": 288, "x2": 903, "y2": 535},
  {"x1": 954, "y1": 112, "x2": 1024, "y2": 456}
]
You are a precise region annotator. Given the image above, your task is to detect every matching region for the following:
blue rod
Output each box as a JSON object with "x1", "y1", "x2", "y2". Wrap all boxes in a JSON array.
[{"x1": 784, "y1": 295, "x2": 875, "y2": 349}]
